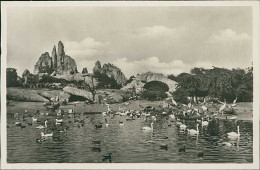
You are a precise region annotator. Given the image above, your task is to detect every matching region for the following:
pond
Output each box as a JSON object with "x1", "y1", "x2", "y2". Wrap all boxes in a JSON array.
[{"x1": 7, "y1": 112, "x2": 253, "y2": 163}]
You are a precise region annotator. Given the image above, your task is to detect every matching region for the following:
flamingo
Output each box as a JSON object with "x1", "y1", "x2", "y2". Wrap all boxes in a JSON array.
[
  {"x1": 219, "y1": 100, "x2": 226, "y2": 115},
  {"x1": 231, "y1": 97, "x2": 237, "y2": 107},
  {"x1": 227, "y1": 126, "x2": 240, "y2": 138}
]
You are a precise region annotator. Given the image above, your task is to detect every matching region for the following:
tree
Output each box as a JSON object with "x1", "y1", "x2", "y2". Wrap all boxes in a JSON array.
[
  {"x1": 141, "y1": 81, "x2": 169, "y2": 101},
  {"x1": 7, "y1": 68, "x2": 20, "y2": 87},
  {"x1": 83, "y1": 75, "x2": 99, "y2": 101}
]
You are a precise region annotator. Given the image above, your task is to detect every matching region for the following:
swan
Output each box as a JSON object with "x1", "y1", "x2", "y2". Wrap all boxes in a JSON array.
[
  {"x1": 36, "y1": 120, "x2": 48, "y2": 129},
  {"x1": 142, "y1": 122, "x2": 154, "y2": 131},
  {"x1": 41, "y1": 132, "x2": 53, "y2": 137},
  {"x1": 180, "y1": 124, "x2": 187, "y2": 131},
  {"x1": 227, "y1": 125, "x2": 240, "y2": 138},
  {"x1": 222, "y1": 142, "x2": 234, "y2": 147},
  {"x1": 187, "y1": 124, "x2": 199, "y2": 135},
  {"x1": 201, "y1": 117, "x2": 209, "y2": 126}
]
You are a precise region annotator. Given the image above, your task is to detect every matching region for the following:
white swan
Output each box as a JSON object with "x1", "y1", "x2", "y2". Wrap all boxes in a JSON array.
[
  {"x1": 201, "y1": 117, "x2": 209, "y2": 126},
  {"x1": 142, "y1": 122, "x2": 154, "y2": 131},
  {"x1": 227, "y1": 125, "x2": 240, "y2": 138},
  {"x1": 41, "y1": 132, "x2": 53, "y2": 137},
  {"x1": 36, "y1": 120, "x2": 48, "y2": 129},
  {"x1": 187, "y1": 124, "x2": 199, "y2": 135},
  {"x1": 180, "y1": 124, "x2": 187, "y2": 131}
]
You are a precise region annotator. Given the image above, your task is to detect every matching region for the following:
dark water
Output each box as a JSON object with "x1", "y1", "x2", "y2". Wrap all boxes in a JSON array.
[{"x1": 7, "y1": 113, "x2": 253, "y2": 163}]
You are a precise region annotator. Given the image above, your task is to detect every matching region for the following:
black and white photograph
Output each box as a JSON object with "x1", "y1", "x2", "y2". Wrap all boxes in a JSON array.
[{"x1": 1, "y1": 1, "x2": 259, "y2": 169}]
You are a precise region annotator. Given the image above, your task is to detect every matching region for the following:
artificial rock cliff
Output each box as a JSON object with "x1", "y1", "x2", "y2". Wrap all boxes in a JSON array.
[
  {"x1": 34, "y1": 41, "x2": 78, "y2": 75},
  {"x1": 93, "y1": 61, "x2": 127, "y2": 86},
  {"x1": 122, "y1": 71, "x2": 177, "y2": 92}
]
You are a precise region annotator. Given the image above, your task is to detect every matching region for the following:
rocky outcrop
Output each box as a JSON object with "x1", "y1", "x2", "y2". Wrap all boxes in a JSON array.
[
  {"x1": 63, "y1": 86, "x2": 96, "y2": 101},
  {"x1": 34, "y1": 41, "x2": 78, "y2": 75},
  {"x1": 93, "y1": 61, "x2": 127, "y2": 86},
  {"x1": 7, "y1": 88, "x2": 49, "y2": 102},
  {"x1": 37, "y1": 90, "x2": 70, "y2": 102},
  {"x1": 34, "y1": 52, "x2": 53, "y2": 74},
  {"x1": 122, "y1": 72, "x2": 177, "y2": 92}
]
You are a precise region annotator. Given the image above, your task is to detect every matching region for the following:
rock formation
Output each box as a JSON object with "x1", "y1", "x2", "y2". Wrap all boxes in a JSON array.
[
  {"x1": 93, "y1": 61, "x2": 127, "y2": 86},
  {"x1": 34, "y1": 52, "x2": 53, "y2": 74},
  {"x1": 52, "y1": 45, "x2": 57, "y2": 69},
  {"x1": 122, "y1": 72, "x2": 177, "y2": 92},
  {"x1": 34, "y1": 41, "x2": 78, "y2": 75}
]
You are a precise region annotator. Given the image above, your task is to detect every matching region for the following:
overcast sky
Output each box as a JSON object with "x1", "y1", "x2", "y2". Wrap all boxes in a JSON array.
[{"x1": 7, "y1": 6, "x2": 252, "y2": 77}]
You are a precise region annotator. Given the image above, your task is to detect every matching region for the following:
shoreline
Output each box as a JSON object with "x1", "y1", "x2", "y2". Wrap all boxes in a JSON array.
[{"x1": 7, "y1": 100, "x2": 253, "y2": 121}]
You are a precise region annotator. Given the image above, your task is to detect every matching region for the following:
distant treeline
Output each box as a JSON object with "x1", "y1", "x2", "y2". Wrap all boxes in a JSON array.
[{"x1": 168, "y1": 66, "x2": 253, "y2": 103}]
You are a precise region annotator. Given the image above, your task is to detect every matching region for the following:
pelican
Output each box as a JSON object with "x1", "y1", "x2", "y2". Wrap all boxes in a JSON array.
[
  {"x1": 187, "y1": 124, "x2": 199, "y2": 135},
  {"x1": 227, "y1": 126, "x2": 240, "y2": 138},
  {"x1": 142, "y1": 122, "x2": 154, "y2": 131}
]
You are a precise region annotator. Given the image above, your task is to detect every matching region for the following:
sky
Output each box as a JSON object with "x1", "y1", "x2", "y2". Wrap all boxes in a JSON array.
[{"x1": 7, "y1": 6, "x2": 252, "y2": 78}]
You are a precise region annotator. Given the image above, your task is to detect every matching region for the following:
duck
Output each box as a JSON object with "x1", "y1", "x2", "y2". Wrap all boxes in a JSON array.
[
  {"x1": 36, "y1": 138, "x2": 46, "y2": 143},
  {"x1": 142, "y1": 122, "x2": 154, "y2": 131},
  {"x1": 187, "y1": 124, "x2": 199, "y2": 135},
  {"x1": 227, "y1": 125, "x2": 240, "y2": 138},
  {"x1": 159, "y1": 144, "x2": 168, "y2": 150},
  {"x1": 178, "y1": 146, "x2": 186, "y2": 152},
  {"x1": 102, "y1": 153, "x2": 112, "y2": 163},
  {"x1": 119, "y1": 121, "x2": 124, "y2": 126},
  {"x1": 36, "y1": 120, "x2": 48, "y2": 129},
  {"x1": 222, "y1": 142, "x2": 234, "y2": 147},
  {"x1": 41, "y1": 132, "x2": 53, "y2": 137},
  {"x1": 95, "y1": 124, "x2": 102, "y2": 129},
  {"x1": 197, "y1": 152, "x2": 204, "y2": 158},
  {"x1": 92, "y1": 140, "x2": 101, "y2": 144}
]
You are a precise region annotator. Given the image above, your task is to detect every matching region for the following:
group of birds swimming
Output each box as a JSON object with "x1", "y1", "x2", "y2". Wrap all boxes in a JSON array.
[{"x1": 11, "y1": 96, "x2": 241, "y2": 162}]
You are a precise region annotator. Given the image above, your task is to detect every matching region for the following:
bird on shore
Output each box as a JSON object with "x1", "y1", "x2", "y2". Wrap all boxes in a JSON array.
[{"x1": 219, "y1": 100, "x2": 226, "y2": 115}]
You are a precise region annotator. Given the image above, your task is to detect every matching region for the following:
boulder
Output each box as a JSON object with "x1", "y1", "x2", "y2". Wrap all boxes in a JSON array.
[
  {"x1": 37, "y1": 90, "x2": 70, "y2": 102},
  {"x1": 7, "y1": 88, "x2": 49, "y2": 102},
  {"x1": 63, "y1": 86, "x2": 95, "y2": 101}
]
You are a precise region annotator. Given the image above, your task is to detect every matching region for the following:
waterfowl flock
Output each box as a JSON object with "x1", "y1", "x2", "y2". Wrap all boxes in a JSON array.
[{"x1": 9, "y1": 97, "x2": 246, "y2": 162}]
